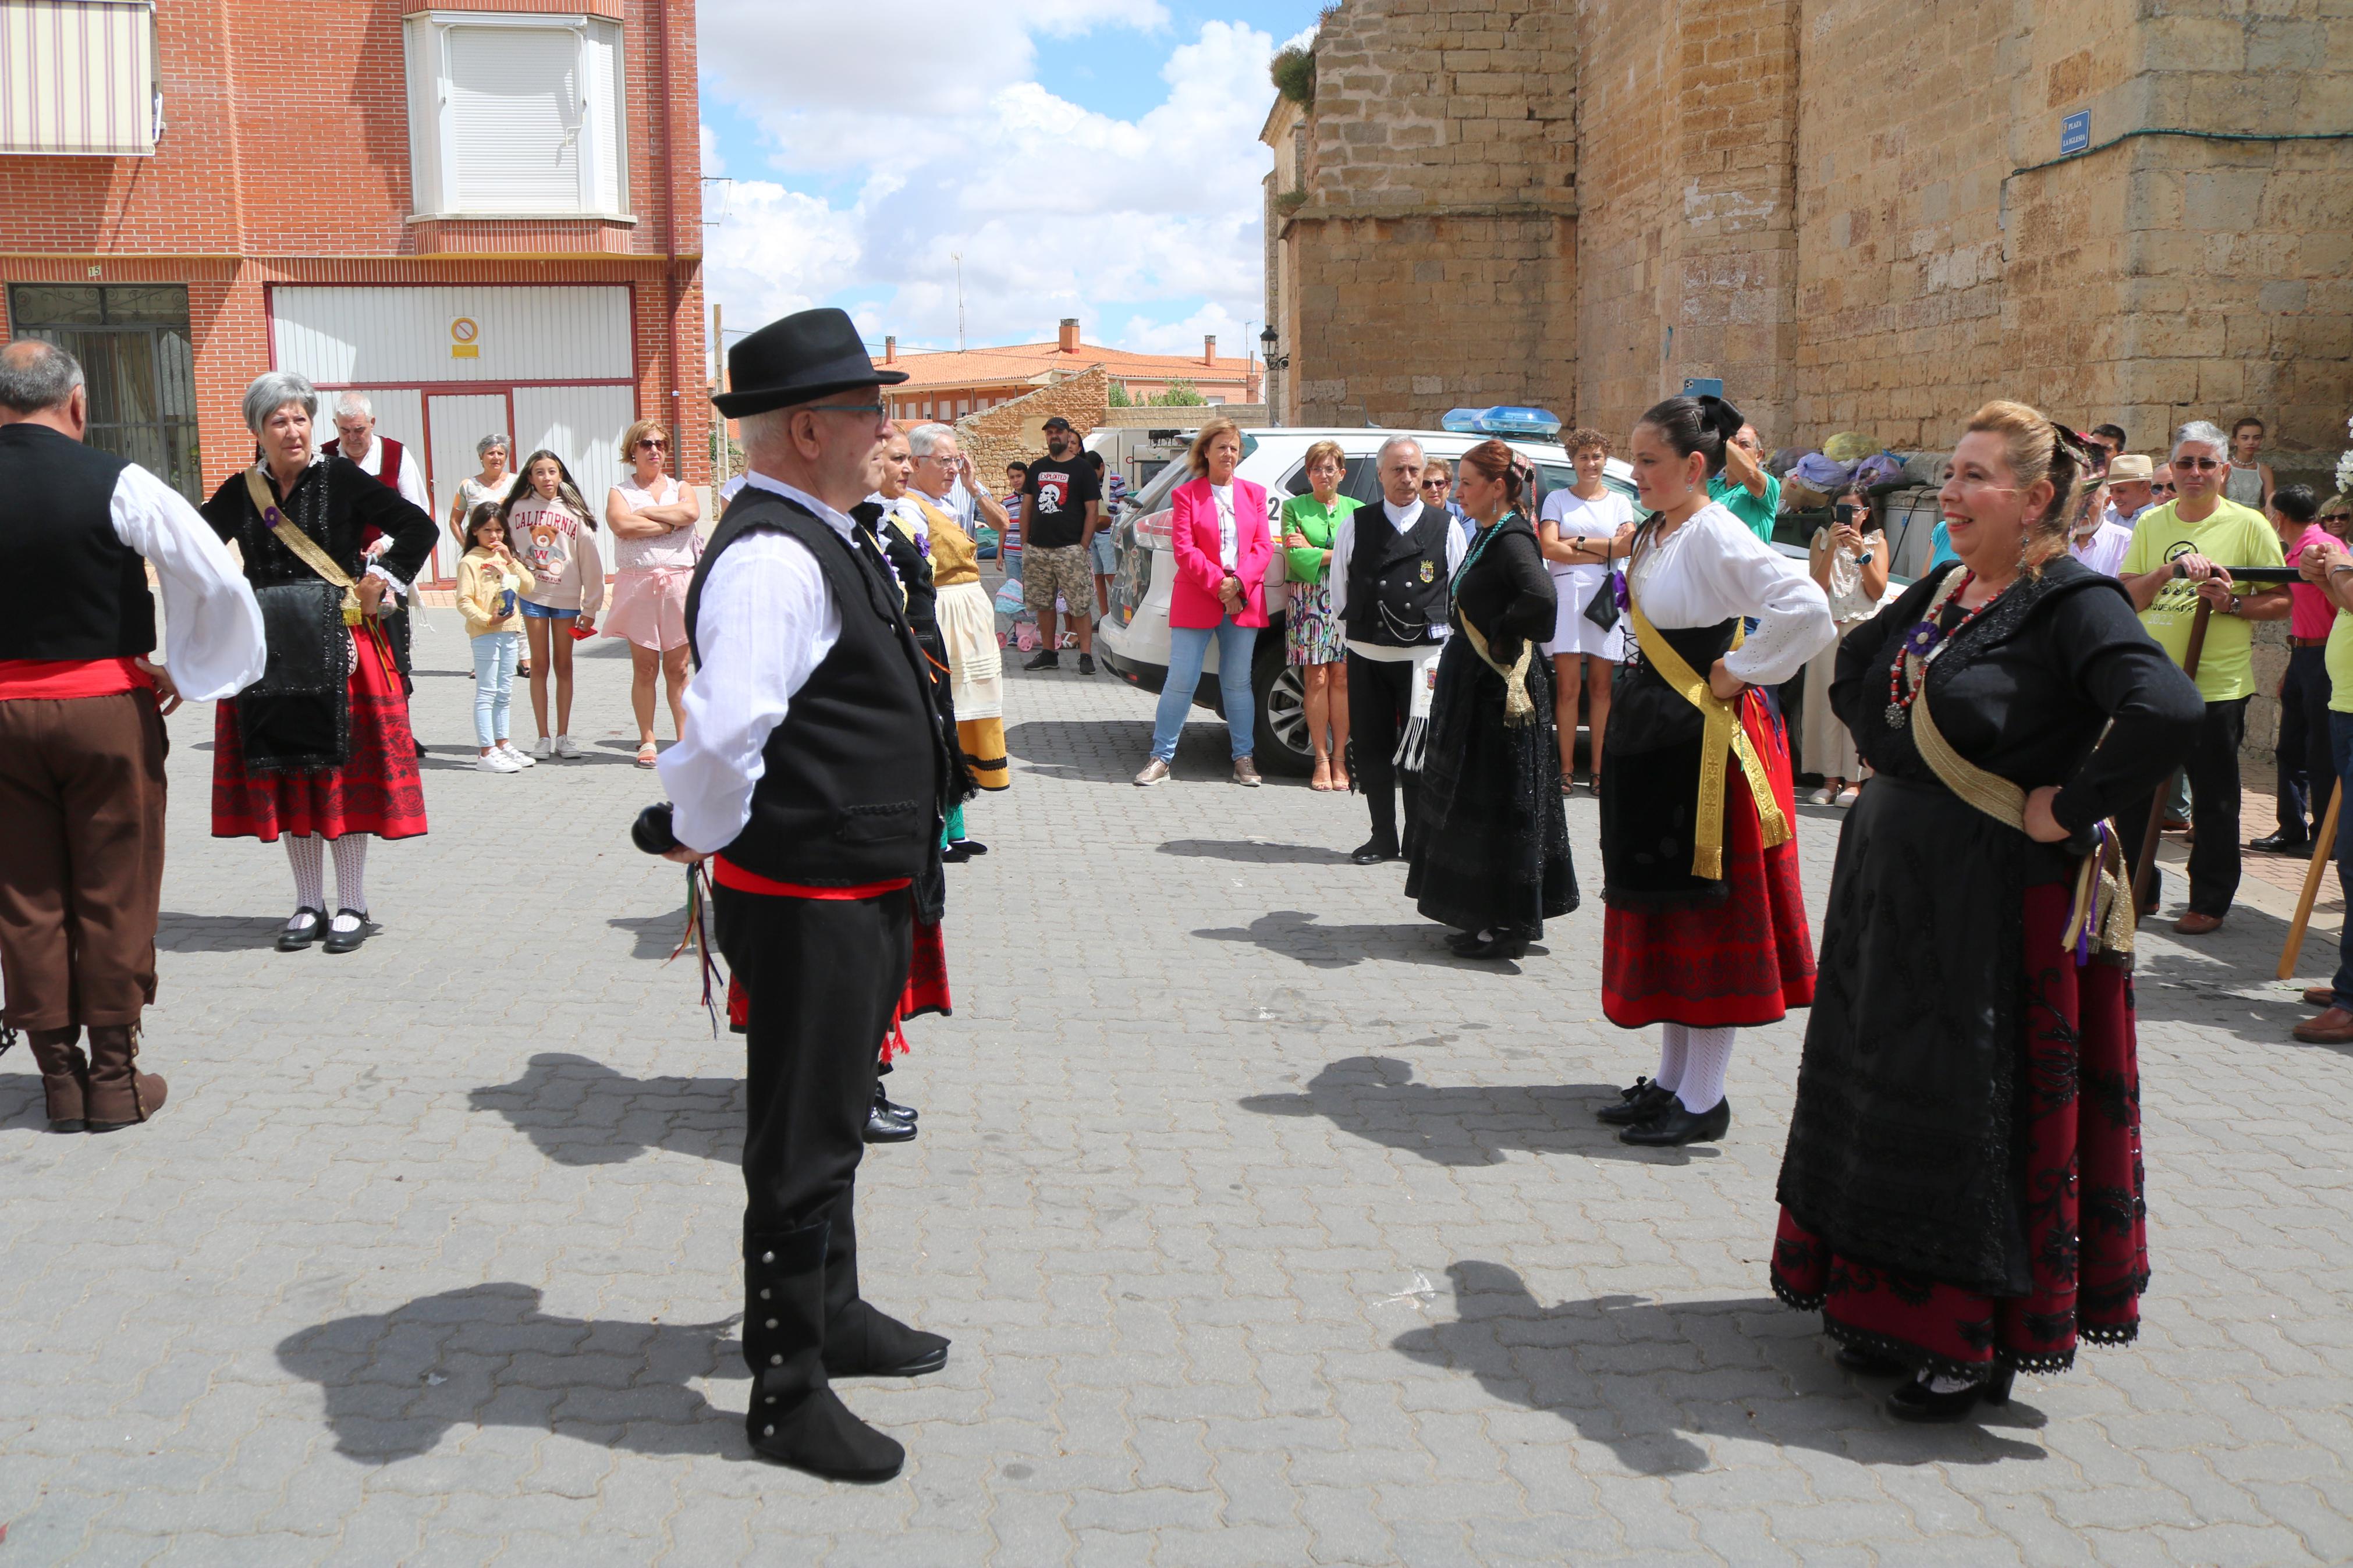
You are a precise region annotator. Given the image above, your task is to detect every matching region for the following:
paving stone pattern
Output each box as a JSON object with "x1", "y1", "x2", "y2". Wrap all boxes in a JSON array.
[{"x1": 3, "y1": 609, "x2": 2352, "y2": 1566}]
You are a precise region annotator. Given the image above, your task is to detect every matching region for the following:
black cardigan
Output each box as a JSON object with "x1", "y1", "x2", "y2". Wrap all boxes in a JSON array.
[
  {"x1": 1452, "y1": 514, "x2": 1556, "y2": 660},
  {"x1": 201, "y1": 455, "x2": 439, "y2": 590}
]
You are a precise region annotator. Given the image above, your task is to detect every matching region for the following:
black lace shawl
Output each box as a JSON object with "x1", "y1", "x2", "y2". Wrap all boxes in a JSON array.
[{"x1": 1775, "y1": 557, "x2": 2199, "y2": 1295}]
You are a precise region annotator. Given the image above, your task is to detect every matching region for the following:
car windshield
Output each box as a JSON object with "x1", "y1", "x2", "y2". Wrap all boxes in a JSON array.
[{"x1": 1125, "y1": 432, "x2": 1258, "y2": 513}]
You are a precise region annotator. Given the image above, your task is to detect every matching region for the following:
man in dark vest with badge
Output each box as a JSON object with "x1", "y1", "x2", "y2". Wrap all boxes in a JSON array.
[
  {"x1": 1328, "y1": 435, "x2": 1467, "y2": 865},
  {"x1": 651, "y1": 308, "x2": 951, "y2": 1482},
  {"x1": 0, "y1": 339, "x2": 264, "y2": 1130}
]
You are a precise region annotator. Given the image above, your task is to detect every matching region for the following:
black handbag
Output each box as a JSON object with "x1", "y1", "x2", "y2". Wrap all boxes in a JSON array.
[
  {"x1": 235, "y1": 581, "x2": 350, "y2": 771},
  {"x1": 1581, "y1": 566, "x2": 1623, "y2": 633}
]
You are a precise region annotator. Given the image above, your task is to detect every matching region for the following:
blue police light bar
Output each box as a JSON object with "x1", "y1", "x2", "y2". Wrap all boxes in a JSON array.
[{"x1": 1439, "y1": 406, "x2": 1564, "y2": 440}]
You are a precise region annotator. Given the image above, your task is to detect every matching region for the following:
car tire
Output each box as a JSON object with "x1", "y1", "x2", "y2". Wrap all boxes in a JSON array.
[{"x1": 1252, "y1": 631, "x2": 1314, "y2": 778}]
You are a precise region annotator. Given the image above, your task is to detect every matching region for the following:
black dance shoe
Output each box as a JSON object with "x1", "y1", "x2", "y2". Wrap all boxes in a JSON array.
[
  {"x1": 1835, "y1": 1345, "x2": 1911, "y2": 1377},
  {"x1": 948, "y1": 838, "x2": 988, "y2": 856},
  {"x1": 1350, "y1": 836, "x2": 1399, "y2": 866},
  {"x1": 276, "y1": 906, "x2": 324, "y2": 952},
  {"x1": 1887, "y1": 1366, "x2": 2014, "y2": 1423},
  {"x1": 1596, "y1": 1077, "x2": 1677, "y2": 1126},
  {"x1": 1453, "y1": 933, "x2": 1528, "y2": 961},
  {"x1": 863, "y1": 1103, "x2": 916, "y2": 1144},
  {"x1": 1619, "y1": 1096, "x2": 1731, "y2": 1147},
  {"x1": 321, "y1": 909, "x2": 372, "y2": 955},
  {"x1": 942, "y1": 842, "x2": 973, "y2": 864},
  {"x1": 875, "y1": 1083, "x2": 918, "y2": 1123},
  {"x1": 825, "y1": 1299, "x2": 951, "y2": 1379}
]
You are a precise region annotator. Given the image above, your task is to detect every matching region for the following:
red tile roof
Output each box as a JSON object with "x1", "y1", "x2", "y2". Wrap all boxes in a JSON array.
[{"x1": 882, "y1": 339, "x2": 1257, "y2": 391}]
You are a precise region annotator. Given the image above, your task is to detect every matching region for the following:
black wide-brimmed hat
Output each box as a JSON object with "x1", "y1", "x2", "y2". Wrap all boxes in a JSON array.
[{"x1": 712, "y1": 307, "x2": 906, "y2": 419}]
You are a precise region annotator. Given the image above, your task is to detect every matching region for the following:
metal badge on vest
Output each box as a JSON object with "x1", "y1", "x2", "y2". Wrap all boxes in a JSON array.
[{"x1": 1344, "y1": 502, "x2": 1454, "y2": 646}]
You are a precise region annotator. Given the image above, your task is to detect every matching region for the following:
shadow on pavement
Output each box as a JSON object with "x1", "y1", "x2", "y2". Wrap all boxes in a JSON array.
[
  {"x1": 155, "y1": 911, "x2": 287, "y2": 952},
  {"x1": 1159, "y1": 838, "x2": 1353, "y2": 865},
  {"x1": 1239, "y1": 1055, "x2": 1715, "y2": 1167},
  {"x1": 276, "y1": 1282, "x2": 746, "y2": 1461},
  {"x1": 1193, "y1": 909, "x2": 1548, "y2": 972},
  {"x1": 0, "y1": 1069, "x2": 51, "y2": 1132},
  {"x1": 469, "y1": 1051, "x2": 739, "y2": 1166},
  {"x1": 1005, "y1": 717, "x2": 1158, "y2": 784},
  {"x1": 1391, "y1": 1262, "x2": 2048, "y2": 1474},
  {"x1": 608, "y1": 910, "x2": 691, "y2": 960}
]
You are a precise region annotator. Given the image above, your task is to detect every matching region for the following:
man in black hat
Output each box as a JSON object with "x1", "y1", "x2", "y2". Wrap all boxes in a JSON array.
[{"x1": 654, "y1": 307, "x2": 953, "y2": 1482}]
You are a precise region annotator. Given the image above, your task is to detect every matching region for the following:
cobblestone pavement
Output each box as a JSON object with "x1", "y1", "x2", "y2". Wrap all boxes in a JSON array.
[{"x1": 4, "y1": 607, "x2": 2352, "y2": 1566}]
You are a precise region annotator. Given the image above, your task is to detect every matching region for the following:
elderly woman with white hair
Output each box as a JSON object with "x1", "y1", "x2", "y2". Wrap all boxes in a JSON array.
[{"x1": 200, "y1": 371, "x2": 439, "y2": 955}]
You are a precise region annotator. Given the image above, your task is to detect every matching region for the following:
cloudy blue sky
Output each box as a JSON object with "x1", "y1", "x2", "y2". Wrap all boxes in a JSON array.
[{"x1": 695, "y1": 1, "x2": 1323, "y2": 364}]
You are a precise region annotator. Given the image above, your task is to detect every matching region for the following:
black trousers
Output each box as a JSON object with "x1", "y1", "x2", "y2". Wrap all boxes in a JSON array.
[
  {"x1": 1347, "y1": 651, "x2": 1421, "y2": 849},
  {"x1": 2275, "y1": 645, "x2": 2336, "y2": 839},
  {"x1": 2119, "y1": 696, "x2": 2249, "y2": 918},
  {"x1": 714, "y1": 884, "x2": 911, "y2": 1235}
]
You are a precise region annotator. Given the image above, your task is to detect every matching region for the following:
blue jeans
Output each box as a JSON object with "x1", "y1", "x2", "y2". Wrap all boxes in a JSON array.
[
  {"x1": 473, "y1": 631, "x2": 520, "y2": 746},
  {"x1": 2330, "y1": 713, "x2": 2353, "y2": 1005},
  {"x1": 1152, "y1": 618, "x2": 1257, "y2": 762}
]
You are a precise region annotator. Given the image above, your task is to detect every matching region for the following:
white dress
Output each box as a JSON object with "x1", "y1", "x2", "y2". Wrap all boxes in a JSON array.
[{"x1": 1539, "y1": 487, "x2": 1635, "y2": 659}]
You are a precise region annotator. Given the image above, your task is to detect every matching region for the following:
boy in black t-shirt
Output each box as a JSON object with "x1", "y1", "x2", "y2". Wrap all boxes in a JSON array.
[{"x1": 1019, "y1": 416, "x2": 1103, "y2": 671}]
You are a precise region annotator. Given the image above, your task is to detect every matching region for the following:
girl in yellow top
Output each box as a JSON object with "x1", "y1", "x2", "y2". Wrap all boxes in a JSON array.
[{"x1": 455, "y1": 503, "x2": 538, "y2": 773}]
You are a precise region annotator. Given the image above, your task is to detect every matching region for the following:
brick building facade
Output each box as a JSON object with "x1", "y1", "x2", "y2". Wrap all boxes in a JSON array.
[
  {"x1": 0, "y1": 0, "x2": 704, "y2": 582},
  {"x1": 1264, "y1": 1, "x2": 2353, "y2": 470}
]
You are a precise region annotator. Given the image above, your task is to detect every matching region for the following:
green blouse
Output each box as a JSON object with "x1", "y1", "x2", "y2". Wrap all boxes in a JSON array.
[{"x1": 1280, "y1": 493, "x2": 1360, "y2": 585}]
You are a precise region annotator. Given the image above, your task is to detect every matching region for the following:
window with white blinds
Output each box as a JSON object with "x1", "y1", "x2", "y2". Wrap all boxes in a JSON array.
[
  {"x1": 0, "y1": 0, "x2": 159, "y2": 156},
  {"x1": 403, "y1": 12, "x2": 627, "y2": 219}
]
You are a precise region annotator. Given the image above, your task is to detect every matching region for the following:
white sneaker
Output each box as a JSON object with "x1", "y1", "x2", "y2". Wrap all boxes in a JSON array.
[
  {"x1": 553, "y1": 734, "x2": 583, "y2": 759},
  {"x1": 475, "y1": 751, "x2": 521, "y2": 773},
  {"x1": 499, "y1": 742, "x2": 537, "y2": 767},
  {"x1": 532, "y1": 736, "x2": 554, "y2": 760}
]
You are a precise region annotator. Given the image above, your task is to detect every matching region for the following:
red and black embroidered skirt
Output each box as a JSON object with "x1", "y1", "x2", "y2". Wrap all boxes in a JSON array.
[
  {"x1": 1600, "y1": 695, "x2": 1815, "y2": 1028},
  {"x1": 212, "y1": 628, "x2": 428, "y2": 842},
  {"x1": 1770, "y1": 883, "x2": 2148, "y2": 1377}
]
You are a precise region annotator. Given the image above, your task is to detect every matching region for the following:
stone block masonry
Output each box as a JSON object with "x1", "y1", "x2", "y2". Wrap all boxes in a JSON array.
[
  {"x1": 1272, "y1": 0, "x2": 2352, "y2": 467},
  {"x1": 956, "y1": 367, "x2": 1112, "y2": 489}
]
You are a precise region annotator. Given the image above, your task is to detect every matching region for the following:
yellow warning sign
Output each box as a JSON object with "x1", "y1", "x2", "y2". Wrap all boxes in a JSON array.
[{"x1": 450, "y1": 317, "x2": 480, "y2": 360}]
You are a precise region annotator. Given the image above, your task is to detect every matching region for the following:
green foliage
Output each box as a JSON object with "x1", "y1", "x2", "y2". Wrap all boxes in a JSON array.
[
  {"x1": 1269, "y1": 45, "x2": 1314, "y2": 106},
  {"x1": 1150, "y1": 380, "x2": 1208, "y2": 407},
  {"x1": 1108, "y1": 382, "x2": 1132, "y2": 408}
]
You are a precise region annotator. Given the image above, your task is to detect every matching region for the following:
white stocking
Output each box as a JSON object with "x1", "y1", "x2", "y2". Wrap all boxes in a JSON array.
[
  {"x1": 329, "y1": 834, "x2": 369, "y2": 930},
  {"x1": 1652, "y1": 1023, "x2": 1689, "y2": 1093},
  {"x1": 284, "y1": 835, "x2": 325, "y2": 922},
  {"x1": 1676, "y1": 1026, "x2": 1736, "y2": 1113}
]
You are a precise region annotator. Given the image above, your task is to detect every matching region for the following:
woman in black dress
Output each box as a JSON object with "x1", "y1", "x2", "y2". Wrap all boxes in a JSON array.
[
  {"x1": 1771, "y1": 400, "x2": 2202, "y2": 1421},
  {"x1": 1406, "y1": 439, "x2": 1577, "y2": 959}
]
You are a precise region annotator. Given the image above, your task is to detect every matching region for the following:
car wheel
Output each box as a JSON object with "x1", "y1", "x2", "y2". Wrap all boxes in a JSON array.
[{"x1": 1252, "y1": 635, "x2": 1313, "y2": 778}]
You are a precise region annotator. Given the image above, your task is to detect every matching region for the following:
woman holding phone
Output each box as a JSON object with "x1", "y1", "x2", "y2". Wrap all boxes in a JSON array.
[{"x1": 1801, "y1": 485, "x2": 1890, "y2": 806}]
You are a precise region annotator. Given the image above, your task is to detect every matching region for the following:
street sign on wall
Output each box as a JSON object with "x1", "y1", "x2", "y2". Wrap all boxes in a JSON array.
[{"x1": 2060, "y1": 111, "x2": 2091, "y2": 157}]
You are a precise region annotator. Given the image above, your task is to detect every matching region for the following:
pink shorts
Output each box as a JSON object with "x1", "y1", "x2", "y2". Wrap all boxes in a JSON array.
[{"x1": 602, "y1": 567, "x2": 693, "y2": 652}]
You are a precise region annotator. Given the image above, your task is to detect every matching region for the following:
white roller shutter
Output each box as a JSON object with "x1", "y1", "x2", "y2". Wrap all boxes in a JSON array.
[
  {"x1": 446, "y1": 24, "x2": 580, "y2": 214},
  {"x1": 580, "y1": 20, "x2": 624, "y2": 214}
]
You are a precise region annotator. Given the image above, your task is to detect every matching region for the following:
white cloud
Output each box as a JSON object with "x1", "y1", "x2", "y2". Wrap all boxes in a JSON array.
[{"x1": 697, "y1": 5, "x2": 1275, "y2": 355}]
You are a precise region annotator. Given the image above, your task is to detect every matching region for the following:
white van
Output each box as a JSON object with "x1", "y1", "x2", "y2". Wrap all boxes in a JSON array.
[{"x1": 1096, "y1": 427, "x2": 1637, "y2": 776}]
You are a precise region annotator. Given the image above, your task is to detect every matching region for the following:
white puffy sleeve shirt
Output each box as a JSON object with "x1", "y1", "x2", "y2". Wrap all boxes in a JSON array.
[
  {"x1": 655, "y1": 476, "x2": 849, "y2": 854},
  {"x1": 111, "y1": 462, "x2": 267, "y2": 700},
  {"x1": 1627, "y1": 501, "x2": 1834, "y2": 685}
]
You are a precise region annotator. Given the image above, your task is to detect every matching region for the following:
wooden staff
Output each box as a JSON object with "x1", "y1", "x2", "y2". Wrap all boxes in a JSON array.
[
  {"x1": 2131, "y1": 596, "x2": 2213, "y2": 915},
  {"x1": 2279, "y1": 781, "x2": 2343, "y2": 980}
]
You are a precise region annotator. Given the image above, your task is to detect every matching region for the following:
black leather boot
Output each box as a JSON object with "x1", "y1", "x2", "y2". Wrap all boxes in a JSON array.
[
  {"x1": 24, "y1": 1026, "x2": 90, "y2": 1132},
  {"x1": 743, "y1": 1220, "x2": 904, "y2": 1481},
  {"x1": 819, "y1": 1192, "x2": 950, "y2": 1380}
]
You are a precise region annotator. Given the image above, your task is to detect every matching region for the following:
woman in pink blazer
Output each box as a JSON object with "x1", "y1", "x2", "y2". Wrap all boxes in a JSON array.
[{"x1": 1135, "y1": 418, "x2": 1273, "y2": 787}]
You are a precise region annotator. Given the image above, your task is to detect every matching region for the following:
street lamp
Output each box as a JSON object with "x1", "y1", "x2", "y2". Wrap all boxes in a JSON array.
[{"x1": 1259, "y1": 325, "x2": 1289, "y2": 424}]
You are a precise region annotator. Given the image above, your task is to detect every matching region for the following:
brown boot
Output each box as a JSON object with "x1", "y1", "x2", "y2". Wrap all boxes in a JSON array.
[
  {"x1": 83, "y1": 1024, "x2": 166, "y2": 1132},
  {"x1": 23, "y1": 1027, "x2": 91, "y2": 1132}
]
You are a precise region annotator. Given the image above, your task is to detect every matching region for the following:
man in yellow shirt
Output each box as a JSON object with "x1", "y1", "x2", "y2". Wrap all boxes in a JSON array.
[{"x1": 2117, "y1": 419, "x2": 2291, "y2": 933}]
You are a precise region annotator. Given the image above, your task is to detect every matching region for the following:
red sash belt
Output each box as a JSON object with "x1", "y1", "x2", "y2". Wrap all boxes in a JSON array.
[
  {"x1": 0, "y1": 656, "x2": 150, "y2": 701},
  {"x1": 710, "y1": 855, "x2": 912, "y2": 900}
]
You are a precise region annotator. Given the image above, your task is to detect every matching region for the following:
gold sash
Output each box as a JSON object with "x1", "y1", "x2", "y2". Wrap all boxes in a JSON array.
[
  {"x1": 246, "y1": 465, "x2": 364, "y2": 626},
  {"x1": 1911, "y1": 687, "x2": 2134, "y2": 960},
  {"x1": 1626, "y1": 595, "x2": 1792, "y2": 880}
]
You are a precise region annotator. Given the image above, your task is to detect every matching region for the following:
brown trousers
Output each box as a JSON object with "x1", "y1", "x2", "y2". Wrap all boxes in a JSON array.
[{"x1": 0, "y1": 691, "x2": 167, "y2": 1029}]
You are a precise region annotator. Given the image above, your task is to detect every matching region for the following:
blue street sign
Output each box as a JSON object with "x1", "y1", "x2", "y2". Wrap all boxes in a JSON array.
[{"x1": 2060, "y1": 111, "x2": 2091, "y2": 156}]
